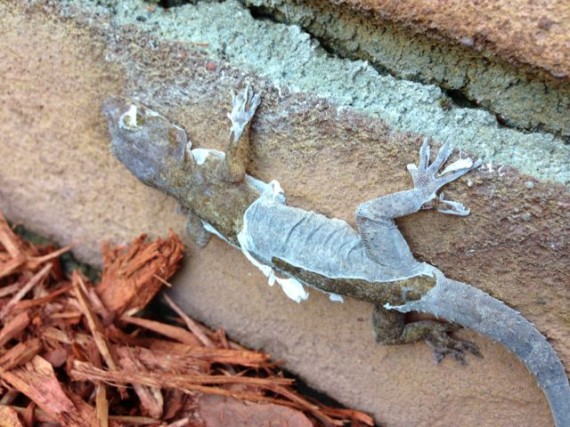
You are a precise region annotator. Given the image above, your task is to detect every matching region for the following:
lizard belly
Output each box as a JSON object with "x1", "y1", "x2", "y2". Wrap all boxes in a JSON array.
[{"x1": 239, "y1": 197, "x2": 427, "y2": 283}]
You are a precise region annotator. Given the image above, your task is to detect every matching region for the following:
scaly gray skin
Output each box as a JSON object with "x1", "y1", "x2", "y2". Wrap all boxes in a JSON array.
[{"x1": 103, "y1": 88, "x2": 570, "y2": 427}]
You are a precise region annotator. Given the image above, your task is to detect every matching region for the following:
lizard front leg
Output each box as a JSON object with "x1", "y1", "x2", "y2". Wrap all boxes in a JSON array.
[
  {"x1": 356, "y1": 138, "x2": 481, "y2": 270},
  {"x1": 218, "y1": 85, "x2": 261, "y2": 183}
]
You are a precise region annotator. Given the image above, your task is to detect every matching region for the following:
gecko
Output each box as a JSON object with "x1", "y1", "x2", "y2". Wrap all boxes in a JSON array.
[{"x1": 103, "y1": 86, "x2": 570, "y2": 427}]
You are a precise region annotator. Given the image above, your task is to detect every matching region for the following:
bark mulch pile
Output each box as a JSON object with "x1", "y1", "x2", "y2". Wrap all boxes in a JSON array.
[{"x1": 0, "y1": 212, "x2": 374, "y2": 427}]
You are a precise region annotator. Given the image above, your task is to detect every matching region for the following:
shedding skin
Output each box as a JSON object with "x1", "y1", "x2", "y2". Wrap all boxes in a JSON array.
[{"x1": 103, "y1": 88, "x2": 570, "y2": 427}]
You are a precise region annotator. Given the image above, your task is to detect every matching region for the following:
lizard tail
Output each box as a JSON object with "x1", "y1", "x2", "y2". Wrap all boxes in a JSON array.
[{"x1": 390, "y1": 269, "x2": 570, "y2": 427}]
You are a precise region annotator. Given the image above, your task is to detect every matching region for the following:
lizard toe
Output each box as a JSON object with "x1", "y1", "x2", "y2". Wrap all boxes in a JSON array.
[{"x1": 425, "y1": 328, "x2": 482, "y2": 365}]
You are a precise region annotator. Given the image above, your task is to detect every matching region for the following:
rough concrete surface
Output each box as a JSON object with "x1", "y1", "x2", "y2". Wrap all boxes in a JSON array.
[
  {"x1": 245, "y1": 0, "x2": 570, "y2": 140},
  {"x1": 0, "y1": 1, "x2": 569, "y2": 426}
]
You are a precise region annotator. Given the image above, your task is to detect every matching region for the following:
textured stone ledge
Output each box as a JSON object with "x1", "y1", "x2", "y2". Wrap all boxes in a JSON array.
[{"x1": 245, "y1": 0, "x2": 570, "y2": 139}]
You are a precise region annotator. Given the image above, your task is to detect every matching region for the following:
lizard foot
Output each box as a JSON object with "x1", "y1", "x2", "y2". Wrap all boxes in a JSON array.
[
  {"x1": 407, "y1": 137, "x2": 481, "y2": 206},
  {"x1": 425, "y1": 327, "x2": 482, "y2": 365},
  {"x1": 228, "y1": 84, "x2": 261, "y2": 144}
]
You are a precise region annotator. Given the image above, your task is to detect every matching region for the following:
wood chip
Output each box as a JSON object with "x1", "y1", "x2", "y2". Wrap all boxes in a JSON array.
[
  {"x1": 0, "y1": 263, "x2": 51, "y2": 320},
  {"x1": 118, "y1": 349, "x2": 164, "y2": 419},
  {"x1": 72, "y1": 272, "x2": 118, "y2": 372},
  {"x1": 0, "y1": 311, "x2": 30, "y2": 347},
  {"x1": 0, "y1": 212, "x2": 23, "y2": 258},
  {"x1": 96, "y1": 232, "x2": 184, "y2": 316},
  {"x1": 163, "y1": 292, "x2": 214, "y2": 347},
  {"x1": 0, "y1": 356, "x2": 97, "y2": 426},
  {"x1": 0, "y1": 339, "x2": 42, "y2": 370},
  {"x1": 95, "y1": 384, "x2": 109, "y2": 427},
  {"x1": 121, "y1": 315, "x2": 202, "y2": 347},
  {"x1": 0, "y1": 405, "x2": 24, "y2": 427}
]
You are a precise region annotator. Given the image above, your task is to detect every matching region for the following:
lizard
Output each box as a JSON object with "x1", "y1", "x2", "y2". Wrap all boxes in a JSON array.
[{"x1": 103, "y1": 86, "x2": 570, "y2": 427}]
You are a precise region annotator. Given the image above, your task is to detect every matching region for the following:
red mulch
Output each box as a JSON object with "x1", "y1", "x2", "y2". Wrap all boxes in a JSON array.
[{"x1": 0, "y1": 211, "x2": 374, "y2": 427}]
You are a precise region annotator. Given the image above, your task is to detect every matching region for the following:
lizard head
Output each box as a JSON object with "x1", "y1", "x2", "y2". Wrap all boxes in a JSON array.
[{"x1": 103, "y1": 97, "x2": 192, "y2": 196}]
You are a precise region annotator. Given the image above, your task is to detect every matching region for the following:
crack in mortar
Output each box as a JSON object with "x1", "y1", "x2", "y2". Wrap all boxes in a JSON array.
[
  {"x1": 62, "y1": 0, "x2": 570, "y2": 184},
  {"x1": 161, "y1": 0, "x2": 570, "y2": 143}
]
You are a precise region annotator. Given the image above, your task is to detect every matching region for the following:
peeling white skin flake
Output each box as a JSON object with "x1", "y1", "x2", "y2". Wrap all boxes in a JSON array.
[
  {"x1": 192, "y1": 148, "x2": 224, "y2": 166},
  {"x1": 328, "y1": 293, "x2": 344, "y2": 303},
  {"x1": 144, "y1": 108, "x2": 162, "y2": 117},
  {"x1": 202, "y1": 221, "x2": 231, "y2": 244},
  {"x1": 245, "y1": 175, "x2": 273, "y2": 194},
  {"x1": 269, "y1": 179, "x2": 284, "y2": 196},
  {"x1": 119, "y1": 104, "x2": 139, "y2": 130},
  {"x1": 274, "y1": 276, "x2": 309, "y2": 303},
  {"x1": 441, "y1": 158, "x2": 474, "y2": 175}
]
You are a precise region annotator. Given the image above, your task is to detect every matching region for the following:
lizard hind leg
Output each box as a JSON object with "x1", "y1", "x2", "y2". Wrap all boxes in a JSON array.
[
  {"x1": 372, "y1": 304, "x2": 481, "y2": 365},
  {"x1": 355, "y1": 138, "x2": 480, "y2": 269},
  {"x1": 219, "y1": 85, "x2": 262, "y2": 183}
]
